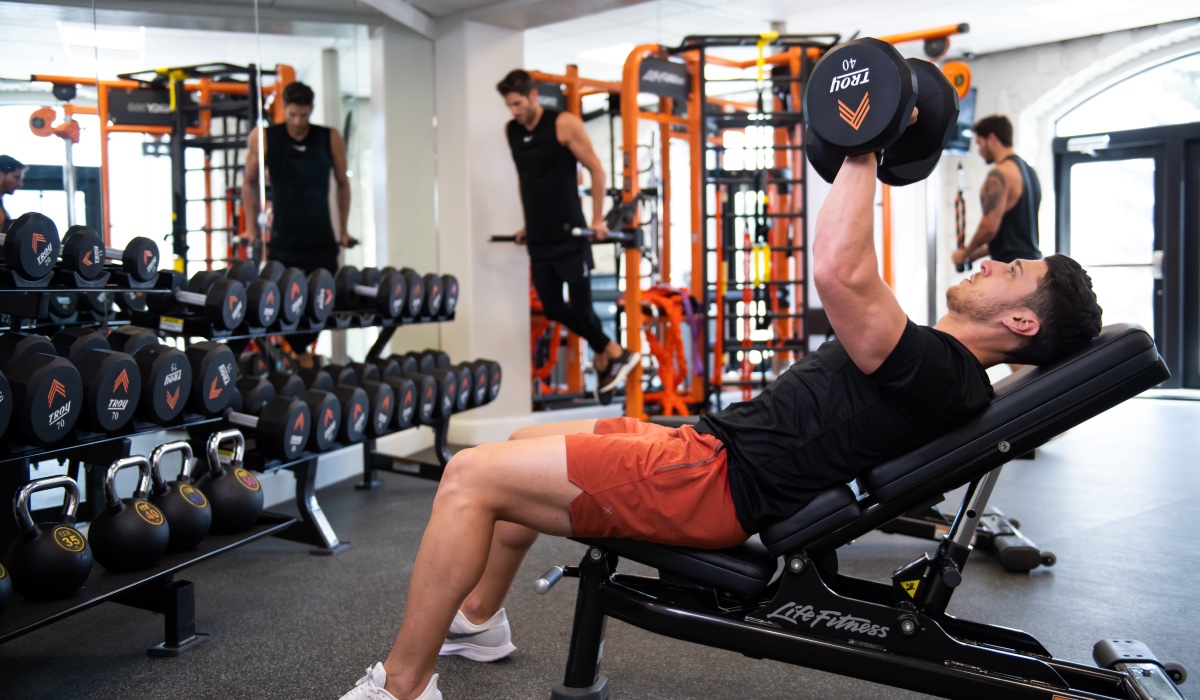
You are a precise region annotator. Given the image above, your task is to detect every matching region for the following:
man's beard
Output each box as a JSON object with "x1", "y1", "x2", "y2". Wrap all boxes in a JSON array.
[{"x1": 946, "y1": 285, "x2": 1009, "y2": 322}]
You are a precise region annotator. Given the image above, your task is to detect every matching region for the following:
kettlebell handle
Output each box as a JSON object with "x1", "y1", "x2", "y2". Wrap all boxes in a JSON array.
[
  {"x1": 206, "y1": 429, "x2": 246, "y2": 478},
  {"x1": 147, "y1": 440, "x2": 196, "y2": 494},
  {"x1": 104, "y1": 456, "x2": 153, "y2": 511},
  {"x1": 13, "y1": 475, "x2": 81, "y2": 534}
]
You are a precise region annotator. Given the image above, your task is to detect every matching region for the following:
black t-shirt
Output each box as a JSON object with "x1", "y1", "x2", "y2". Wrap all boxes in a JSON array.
[
  {"x1": 506, "y1": 109, "x2": 588, "y2": 261},
  {"x1": 265, "y1": 123, "x2": 336, "y2": 256},
  {"x1": 696, "y1": 320, "x2": 992, "y2": 533}
]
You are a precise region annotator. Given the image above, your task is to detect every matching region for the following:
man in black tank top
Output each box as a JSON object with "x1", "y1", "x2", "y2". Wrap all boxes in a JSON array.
[
  {"x1": 496, "y1": 70, "x2": 640, "y2": 404},
  {"x1": 336, "y1": 144, "x2": 1104, "y2": 700},
  {"x1": 952, "y1": 115, "x2": 1044, "y2": 269},
  {"x1": 0, "y1": 155, "x2": 26, "y2": 232},
  {"x1": 242, "y1": 82, "x2": 354, "y2": 365}
]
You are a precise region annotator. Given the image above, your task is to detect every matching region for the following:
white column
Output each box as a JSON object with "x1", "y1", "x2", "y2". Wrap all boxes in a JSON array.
[{"x1": 435, "y1": 20, "x2": 533, "y2": 443}]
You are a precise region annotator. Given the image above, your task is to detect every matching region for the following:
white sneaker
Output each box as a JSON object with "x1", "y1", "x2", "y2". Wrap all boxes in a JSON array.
[
  {"x1": 339, "y1": 663, "x2": 441, "y2": 700},
  {"x1": 439, "y1": 609, "x2": 517, "y2": 662}
]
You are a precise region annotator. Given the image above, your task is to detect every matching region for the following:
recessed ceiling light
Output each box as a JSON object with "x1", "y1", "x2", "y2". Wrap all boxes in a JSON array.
[
  {"x1": 578, "y1": 43, "x2": 636, "y2": 65},
  {"x1": 1026, "y1": 0, "x2": 1136, "y2": 21},
  {"x1": 57, "y1": 22, "x2": 145, "y2": 51}
]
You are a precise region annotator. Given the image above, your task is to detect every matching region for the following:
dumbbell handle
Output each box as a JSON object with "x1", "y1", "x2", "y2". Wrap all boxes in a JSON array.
[
  {"x1": 104, "y1": 245, "x2": 131, "y2": 258},
  {"x1": 226, "y1": 411, "x2": 262, "y2": 431},
  {"x1": 353, "y1": 283, "x2": 380, "y2": 298},
  {"x1": 175, "y1": 289, "x2": 208, "y2": 306}
]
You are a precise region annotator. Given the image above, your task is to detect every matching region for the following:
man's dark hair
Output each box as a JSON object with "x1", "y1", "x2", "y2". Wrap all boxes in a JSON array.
[
  {"x1": 496, "y1": 69, "x2": 535, "y2": 97},
  {"x1": 0, "y1": 155, "x2": 25, "y2": 173},
  {"x1": 1007, "y1": 254, "x2": 1103, "y2": 365},
  {"x1": 973, "y1": 115, "x2": 1013, "y2": 148},
  {"x1": 282, "y1": 81, "x2": 315, "y2": 107}
]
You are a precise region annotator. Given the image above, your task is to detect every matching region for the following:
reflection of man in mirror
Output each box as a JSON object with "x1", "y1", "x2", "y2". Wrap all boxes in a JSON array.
[
  {"x1": 951, "y1": 115, "x2": 1043, "y2": 269},
  {"x1": 242, "y1": 81, "x2": 354, "y2": 367},
  {"x1": 0, "y1": 155, "x2": 27, "y2": 232}
]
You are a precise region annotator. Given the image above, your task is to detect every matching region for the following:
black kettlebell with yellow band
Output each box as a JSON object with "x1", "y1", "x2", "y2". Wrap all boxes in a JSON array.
[
  {"x1": 89, "y1": 456, "x2": 170, "y2": 572},
  {"x1": 4, "y1": 475, "x2": 92, "y2": 600},
  {"x1": 146, "y1": 440, "x2": 212, "y2": 553},
  {"x1": 198, "y1": 429, "x2": 264, "y2": 535}
]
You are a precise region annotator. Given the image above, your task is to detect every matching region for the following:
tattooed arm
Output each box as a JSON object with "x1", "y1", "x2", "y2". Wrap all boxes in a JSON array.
[{"x1": 953, "y1": 167, "x2": 1011, "y2": 265}]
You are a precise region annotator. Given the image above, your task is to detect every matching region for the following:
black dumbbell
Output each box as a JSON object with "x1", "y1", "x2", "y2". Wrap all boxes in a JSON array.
[
  {"x1": 421, "y1": 349, "x2": 452, "y2": 371},
  {"x1": 291, "y1": 365, "x2": 393, "y2": 439},
  {"x1": 0, "y1": 212, "x2": 62, "y2": 282},
  {"x1": 257, "y1": 373, "x2": 341, "y2": 452},
  {"x1": 223, "y1": 261, "x2": 282, "y2": 328},
  {"x1": 239, "y1": 351, "x2": 269, "y2": 378},
  {"x1": 388, "y1": 353, "x2": 419, "y2": 377},
  {"x1": 47, "y1": 291, "x2": 78, "y2": 320},
  {"x1": 55, "y1": 224, "x2": 106, "y2": 281},
  {"x1": 334, "y1": 266, "x2": 408, "y2": 319},
  {"x1": 452, "y1": 362, "x2": 484, "y2": 411},
  {"x1": 441, "y1": 274, "x2": 459, "y2": 316},
  {"x1": 107, "y1": 326, "x2": 192, "y2": 423},
  {"x1": 241, "y1": 261, "x2": 310, "y2": 326},
  {"x1": 88, "y1": 455, "x2": 170, "y2": 572},
  {"x1": 78, "y1": 290, "x2": 111, "y2": 316},
  {"x1": 372, "y1": 356, "x2": 401, "y2": 378},
  {"x1": 424, "y1": 366, "x2": 459, "y2": 420},
  {"x1": 0, "y1": 332, "x2": 83, "y2": 445},
  {"x1": 50, "y1": 328, "x2": 142, "y2": 433},
  {"x1": 803, "y1": 38, "x2": 958, "y2": 186},
  {"x1": 225, "y1": 378, "x2": 311, "y2": 460},
  {"x1": 0, "y1": 369, "x2": 12, "y2": 440},
  {"x1": 146, "y1": 440, "x2": 211, "y2": 553},
  {"x1": 198, "y1": 429, "x2": 264, "y2": 535},
  {"x1": 78, "y1": 226, "x2": 160, "y2": 283},
  {"x1": 381, "y1": 267, "x2": 424, "y2": 317},
  {"x1": 470, "y1": 359, "x2": 502, "y2": 405},
  {"x1": 274, "y1": 367, "x2": 373, "y2": 444},
  {"x1": 146, "y1": 270, "x2": 247, "y2": 330},
  {"x1": 305, "y1": 268, "x2": 337, "y2": 324},
  {"x1": 4, "y1": 476, "x2": 92, "y2": 600},
  {"x1": 399, "y1": 268, "x2": 443, "y2": 317}
]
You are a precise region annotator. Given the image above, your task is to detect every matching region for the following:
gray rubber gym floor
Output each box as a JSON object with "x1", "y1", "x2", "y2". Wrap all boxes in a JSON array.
[{"x1": 1, "y1": 396, "x2": 1197, "y2": 700}]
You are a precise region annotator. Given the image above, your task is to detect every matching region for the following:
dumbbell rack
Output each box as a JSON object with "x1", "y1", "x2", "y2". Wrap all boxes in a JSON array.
[{"x1": 0, "y1": 413, "x2": 299, "y2": 655}]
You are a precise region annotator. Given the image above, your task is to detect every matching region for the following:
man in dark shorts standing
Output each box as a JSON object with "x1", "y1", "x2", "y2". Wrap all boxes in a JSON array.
[
  {"x1": 338, "y1": 149, "x2": 1102, "y2": 699},
  {"x1": 0, "y1": 155, "x2": 27, "y2": 232},
  {"x1": 497, "y1": 69, "x2": 639, "y2": 403},
  {"x1": 952, "y1": 114, "x2": 1043, "y2": 269},
  {"x1": 242, "y1": 81, "x2": 354, "y2": 366}
]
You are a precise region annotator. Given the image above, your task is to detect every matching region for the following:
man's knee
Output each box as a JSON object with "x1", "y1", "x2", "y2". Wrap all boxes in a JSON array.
[{"x1": 439, "y1": 447, "x2": 491, "y2": 504}]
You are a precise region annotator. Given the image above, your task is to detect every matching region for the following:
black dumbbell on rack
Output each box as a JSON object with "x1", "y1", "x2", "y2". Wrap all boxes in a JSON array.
[
  {"x1": 379, "y1": 266, "x2": 424, "y2": 318},
  {"x1": 0, "y1": 332, "x2": 82, "y2": 445},
  {"x1": 144, "y1": 270, "x2": 247, "y2": 331},
  {"x1": 221, "y1": 260, "x2": 282, "y2": 328},
  {"x1": 0, "y1": 212, "x2": 62, "y2": 284},
  {"x1": 108, "y1": 326, "x2": 230, "y2": 424},
  {"x1": 49, "y1": 328, "x2": 142, "y2": 433},
  {"x1": 335, "y1": 266, "x2": 409, "y2": 319},
  {"x1": 260, "y1": 371, "x2": 346, "y2": 450},
  {"x1": 59, "y1": 225, "x2": 161, "y2": 285},
  {"x1": 290, "y1": 364, "x2": 395, "y2": 440},
  {"x1": 225, "y1": 377, "x2": 311, "y2": 461}
]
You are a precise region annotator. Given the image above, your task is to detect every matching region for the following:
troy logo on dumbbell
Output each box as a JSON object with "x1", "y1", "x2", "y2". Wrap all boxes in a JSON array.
[{"x1": 829, "y1": 58, "x2": 870, "y2": 93}]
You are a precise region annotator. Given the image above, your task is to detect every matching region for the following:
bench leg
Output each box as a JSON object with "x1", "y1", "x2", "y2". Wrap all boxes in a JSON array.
[{"x1": 551, "y1": 548, "x2": 611, "y2": 700}]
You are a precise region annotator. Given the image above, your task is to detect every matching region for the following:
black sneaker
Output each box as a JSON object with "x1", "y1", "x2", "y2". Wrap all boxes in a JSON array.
[{"x1": 595, "y1": 349, "x2": 641, "y2": 396}]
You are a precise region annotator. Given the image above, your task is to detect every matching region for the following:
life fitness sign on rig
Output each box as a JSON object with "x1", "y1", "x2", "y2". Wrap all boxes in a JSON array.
[{"x1": 638, "y1": 58, "x2": 689, "y2": 101}]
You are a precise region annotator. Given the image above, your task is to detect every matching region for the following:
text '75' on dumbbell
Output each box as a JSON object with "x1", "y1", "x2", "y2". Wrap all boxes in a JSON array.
[
  {"x1": 226, "y1": 377, "x2": 311, "y2": 461},
  {"x1": 146, "y1": 270, "x2": 247, "y2": 330},
  {"x1": 0, "y1": 332, "x2": 82, "y2": 445}
]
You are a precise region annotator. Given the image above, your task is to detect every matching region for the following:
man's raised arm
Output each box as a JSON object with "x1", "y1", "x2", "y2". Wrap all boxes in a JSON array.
[{"x1": 812, "y1": 154, "x2": 908, "y2": 375}]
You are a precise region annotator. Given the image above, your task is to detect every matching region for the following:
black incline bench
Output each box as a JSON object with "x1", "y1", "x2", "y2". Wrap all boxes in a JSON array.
[{"x1": 536, "y1": 324, "x2": 1188, "y2": 700}]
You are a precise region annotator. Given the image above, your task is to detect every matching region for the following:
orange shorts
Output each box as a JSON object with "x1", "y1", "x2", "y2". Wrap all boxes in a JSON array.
[{"x1": 563, "y1": 417, "x2": 748, "y2": 549}]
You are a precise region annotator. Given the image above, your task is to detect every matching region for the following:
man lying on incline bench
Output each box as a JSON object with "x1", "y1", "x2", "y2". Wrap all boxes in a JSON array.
[{"x1": 339, "y1": 152, "x2": 1103, "y2": 700}]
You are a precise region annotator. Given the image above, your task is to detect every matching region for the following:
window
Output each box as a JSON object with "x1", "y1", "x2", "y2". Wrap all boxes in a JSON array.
[{"x1": 1056, "y1": 52, "x2": 1200, "y2": 136}]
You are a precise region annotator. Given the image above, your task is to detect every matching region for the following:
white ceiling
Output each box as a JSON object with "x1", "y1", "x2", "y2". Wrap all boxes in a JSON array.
[{"x1": 1, "y1": 0, "x2": 1196, "y2": 98}]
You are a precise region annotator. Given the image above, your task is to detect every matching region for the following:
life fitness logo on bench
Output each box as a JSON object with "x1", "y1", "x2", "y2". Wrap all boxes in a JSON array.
[{"x1": 766, "y1": 601, "x2": 889, "y2": 638}]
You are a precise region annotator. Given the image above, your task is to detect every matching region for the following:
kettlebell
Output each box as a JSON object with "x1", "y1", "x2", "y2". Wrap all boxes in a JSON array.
[
  {"x1": 197, "y1": 429, "x2": 264, "y2": 534},
  {"x1": 146, "y1": 441, "x2": 211, "y2": 553},
  {"x1": 4, "y1": 476, "x2": 92, "y2": 600},
  {"x1": 89, "y1": 456, "x2": 170, "y2": 572},
  {"x1": 0, "y1": 561, "x2": 10, "y2": 616}
]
